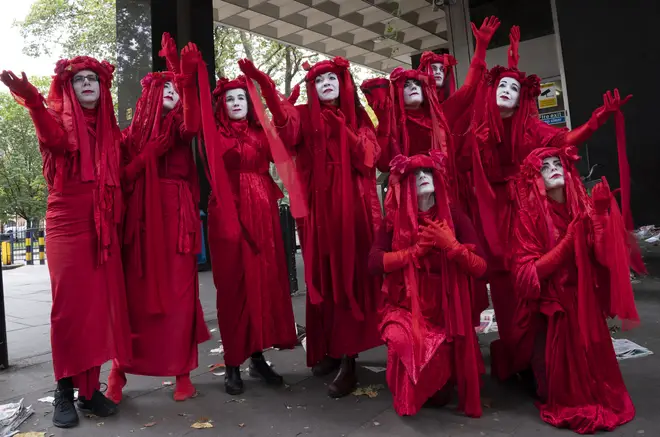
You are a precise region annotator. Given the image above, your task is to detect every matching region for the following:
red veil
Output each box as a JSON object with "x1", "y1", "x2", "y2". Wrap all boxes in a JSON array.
[
  {"x1": 511, "y1": 146, "x2": 639, "y2": 433},
  {"x1": 384, "y1": 151, "x2": 482, "y2": 417},
  {"x1": 416, "y1": 52, "x2": 458, "y2": 102}
]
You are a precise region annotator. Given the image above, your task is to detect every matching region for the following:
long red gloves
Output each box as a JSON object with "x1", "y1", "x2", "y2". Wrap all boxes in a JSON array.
[
  {"x1": 535, "y1": 215, "x2": 580, "y2": 280},
  {"x1": 591, "y1": 180, "x2": 612, "y2": 266},
  {"x1": 238, "y1": 59, "x2": 288, "y2": 126},
  {"x1": 383, "y1": 244, "x2": 430, "y2": 273},
  {"x1": 178, "y1": 42, "x2": 202, "y2": 135},
  {"x1": 465, "y1": 16, "x2": 500, "y2": 87},
  {"x1": 122, "y1": 134, "x2": 169, "y2": 183},
  {"x1": 419, "y1": 219, "x2": 487, "y2": 277},
  {"x1": 562, "y1": 89, "x2": 632, "y2": 146}
]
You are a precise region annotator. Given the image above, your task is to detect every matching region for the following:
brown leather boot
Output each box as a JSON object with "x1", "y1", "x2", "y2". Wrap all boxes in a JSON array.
[
  {"x1": 311, "y1": 355, "x2": 341, "y2": 377},
  {"x1": 327, "y1": 355, "x2": 357, "y2": 398}
]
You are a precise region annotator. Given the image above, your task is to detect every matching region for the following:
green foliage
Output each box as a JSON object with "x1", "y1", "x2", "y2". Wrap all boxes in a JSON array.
[
  {"x1": 0, "y1": 77, "x2": 51, "y2": 224},
  {"x1": 16, "y1": 0, "x2": 117, "y2": 65}
]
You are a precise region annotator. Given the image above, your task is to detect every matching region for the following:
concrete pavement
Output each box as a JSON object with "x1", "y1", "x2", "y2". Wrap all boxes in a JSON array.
[{"x1": 1, "y1": 253, "x2": 660, "y2": 436}]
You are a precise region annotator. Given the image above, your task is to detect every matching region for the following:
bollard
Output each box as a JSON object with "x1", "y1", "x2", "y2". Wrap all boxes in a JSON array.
[
  {"x1": 25, "y1": 230, "x2": 33, "y2": 266},
  {"x1": 0, "y1": 243, "x2": 8, "y2": 369},
  {"x1": 38, "y1": 230, "x2": 45, "y2": 265},
  {"x1": 279, "y1": 204, "x2": 298, "y2": 294},
  {"x1": 0, "y1": 242, "x2": 9, "y2": 266}
]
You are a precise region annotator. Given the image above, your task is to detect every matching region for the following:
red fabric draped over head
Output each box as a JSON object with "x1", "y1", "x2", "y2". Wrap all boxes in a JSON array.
[
  {"x1": 123, "y1": 71, "x2": 182, "y2": 314},
  {"x1": 212, "y1": 76, "x2": 254, "y2": 128},
  {"x1": 417, "y1": 52, "x2": 457, "y2": 102},
  {"x1": 47, "y1": 56, "x2": 121, "y2": 264},
  {"x1": 389, "y1": 67, "x2": 456, "y2": 198},
  {"x1": 385, "y1": 150, "x2": 481, "y2": 416},
  {"x1": 515, "y1": 146, "x2": 640, "y2": 348}
]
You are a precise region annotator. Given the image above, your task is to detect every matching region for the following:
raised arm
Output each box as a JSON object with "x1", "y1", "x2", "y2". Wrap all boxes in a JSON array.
[
  {"x1": 238, "y1": 58, "x2": 301, "y2": 147},
  {"x1": 178, "y1": 42, "x2": 202, "y2": 140},
  {"x1": 508, "y1": 25, "x2": 520, "y2": 69},
  {"x1": 1, "y1": 70, "x2": 69, "y2": 152},
  {"x1": 552, "y1": 89, "x2": 632, "y2": 147},
  {"x1": 360, "y1": 78, "x2": 393, "y2": 172}
]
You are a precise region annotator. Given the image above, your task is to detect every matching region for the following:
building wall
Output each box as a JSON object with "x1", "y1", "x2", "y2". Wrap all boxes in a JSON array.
[
  {"x1": 555, "y1": 0, "x2": 660, "y2": 226},
  {"x1": 484, "y1": 34, "x2": 559, "y2": 81}
]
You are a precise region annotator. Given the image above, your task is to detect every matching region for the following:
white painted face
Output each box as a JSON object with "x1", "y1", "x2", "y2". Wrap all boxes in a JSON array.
[
  {"x1": 225, "y1": 88, "x2": 248, "y2": 120},
  {"x1": 541, "y1": 156, "x2": 565, "y2": 190},
  {"x1": 496, "y1": 77, "x2": 521, "y2": 111},
  {"x1": 314, "y1": 72, "x2": 340, "y2": 102},
  {"x1": 415, "y1": 169, "x2": 434, "y2": 196},
  {"x1": 162, "y1": 81, "x2": 180, "y2": 113},
  {"x1": 430, "y1": 63, "x2": 445, "y2": 88},
  {"x1": 403, "y1": 79, "x2": 424, "y2": 108},
  {"x1": 72, "y1": 69, "x2": 100, "y2": 109}
]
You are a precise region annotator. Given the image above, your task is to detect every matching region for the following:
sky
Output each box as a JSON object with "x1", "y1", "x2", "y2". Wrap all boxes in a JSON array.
[{"x1": 0, "y1": 0, "x2": 58, "y2": 85}]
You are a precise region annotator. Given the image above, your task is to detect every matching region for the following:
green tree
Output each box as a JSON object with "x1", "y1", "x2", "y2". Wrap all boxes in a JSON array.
[
  {"x1": 16, "y1": 0, "x2": 117, "y2": 65},
  {"x1": 0, "y1": 77, "x2": 51, "y2": 226}
]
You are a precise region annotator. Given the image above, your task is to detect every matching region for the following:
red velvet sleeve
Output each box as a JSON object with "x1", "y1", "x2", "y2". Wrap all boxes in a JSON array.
[
  {"x1": 177, "y1": 74, "x2": 200, "y2": 142},
  {"x1": 449, "y1": 205, "x2": 488, "y2": 278},
  {"x1": 591, "y1": 213, "x2": 609, "y2": 267},
  {"x1": 274, "y1": 102, "x2": 303, "y2": 152},
  {"x1": 347, "y1": 123, "x2": 379, "y2": 176},
  {"x1": 442, "y1": 49, "x2": 487, "y2": 128},
  {"x1": 535, "y1": 233, "x2": 574, "y2": 280},
  {"x1": 27, "y1": 105, "x2": 70, "y2": 152},
  {"x1": 368, "y1": 224, "x2": 393, "y2": 276}
]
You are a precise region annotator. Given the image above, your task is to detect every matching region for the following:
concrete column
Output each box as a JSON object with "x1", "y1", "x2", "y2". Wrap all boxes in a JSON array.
[{"x1": 444, "y1": 0, "x2": 474, "y2": 87}]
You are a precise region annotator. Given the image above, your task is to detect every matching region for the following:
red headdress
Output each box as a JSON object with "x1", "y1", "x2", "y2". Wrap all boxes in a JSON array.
[
  {"x1": 45, "y1": 56, "x2": 122, "y2": 264},
  {"x1": 212, "y1": 76, "x2": 255, "y2": 128},
  {"x1": 515, "y1": 146, "x2": 640, "y2": 349},
  {"x1": 385, "y1": 150, "x2": 481, "y2": 416},
  {"x1": 417, "y1": 52, "x2": 458, "y2": 102},
  {"x1": 389, "y1": 67, "x2": 456, "y2": 196},
  {"x1": 122, "y1": 71, "x2": 186, "y2": 314}
]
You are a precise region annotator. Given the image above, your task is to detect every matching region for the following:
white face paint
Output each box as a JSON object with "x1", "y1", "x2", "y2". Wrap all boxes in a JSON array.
[
  {"x1": 403, "y1": 79, "x2": 424, "y2": 108},
  {"x1": 541, "y1": 156, "x2": 565, "y2": 190},
  {"x1": 72, "y1": 69, "x2": 100, "y2": 109},
  {"x1": 430, "y1": 63, "x2": 445, "y2": 88},
  {"x1": 415, "y1": 169, "x2": 435, "y2": 196},
  {"x1": 314, "y1": 72, "x2": 340, "y2": 102},
  {"x1": 496, "y1": 77, "x2": 521, "y2": 112},
  {"x1": 162, "y1": 81, "x2": 180, "y2": 113},
  {"x1": 225, "y1": 88, "x2": 248, "y2": 120}
]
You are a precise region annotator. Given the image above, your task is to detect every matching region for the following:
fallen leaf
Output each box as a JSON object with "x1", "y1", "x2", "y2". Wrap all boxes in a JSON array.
[
  {"x1": 191, "y1": 422, "x2": 214, "y2": 429},
  {"x1": 15, "y1": 433, "x2": 46, "y2": 437},
  {"x1": 352, "y1": 384, "x2": 385, "y2": 398},
  {"x1": 482, "y1": 397, "x2": 493, "y2": 408},
  {"x1": 97, "y1": 422, "x2": 105, "y2": 426},
  {"x1": 209, "y1": 363, "x2": 226, "y2": 371},
  {"x1": 85, "y1": 413, "x2": 99, "y2": 419},
  {"x1": 238, "y1": 423, "x2": 245, "y2": 428},
  {"x1": 144, "y1": 422, "x2": 157, "y2": 427}
]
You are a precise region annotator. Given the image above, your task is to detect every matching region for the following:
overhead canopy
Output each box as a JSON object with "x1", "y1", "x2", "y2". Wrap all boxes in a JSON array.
[{"x1": 213, "y1": 0, "x2": 449, "y2": 72}]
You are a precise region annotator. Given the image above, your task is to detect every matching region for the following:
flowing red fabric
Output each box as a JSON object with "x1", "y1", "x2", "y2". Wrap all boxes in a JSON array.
[
  {"x1": 206, "y1": 79, "x2": 297, "y2": 365},
  {"x1": 26, "y1": 57, "x2": 131, "y2": 381},
  {"x1": 379, "y1": 151, "x2": 483, "y2": 417},
  {"x1": 274, "y1": 59, "x2": 382, "y2": 366},
  {"x1": 417, "y1": 52, "x2": 457, "y2": 102},
  {"x1": 511, "y1": 146, "x2": 638, "y2": 433},
  {"x1": 244, "y1": 77, "x2": 308, "y2": 218},
  {"x1": 118, "y1": 69, "x2": 210, "y2": 376}
]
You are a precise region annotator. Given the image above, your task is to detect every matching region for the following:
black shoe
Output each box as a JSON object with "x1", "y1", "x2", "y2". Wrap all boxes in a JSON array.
[
  {"x1": 77, "y1": 390, "x2": 118, "y2": 418},
  {"x1": 311, "y1": 356, "x2": 341, "y2": 377},
  {"x1": 225, "y1": 366, "x2": 244, "y2": 395},
  {"x1": 328, "y1": 356, "x2": 357, "y2": 398},
  {"x1": 52, "y1": 388, "x2": 79, "y2": 428},
  {"x1": 249, "y1": 354, "x2": 284, "y2": 385}
]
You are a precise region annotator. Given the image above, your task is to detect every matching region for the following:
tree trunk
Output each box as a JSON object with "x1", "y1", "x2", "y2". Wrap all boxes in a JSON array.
[
  {"x1": 284, "y1": 47, "x2": 292, "y2": 97},
  {"x1": 239, "y1": 31, "x2": 254, "y2": 62}
]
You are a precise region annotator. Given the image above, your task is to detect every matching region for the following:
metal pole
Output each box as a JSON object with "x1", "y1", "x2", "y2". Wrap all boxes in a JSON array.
[{"x1": 0, "y1": 244, "x2": 9, "y2": 370}]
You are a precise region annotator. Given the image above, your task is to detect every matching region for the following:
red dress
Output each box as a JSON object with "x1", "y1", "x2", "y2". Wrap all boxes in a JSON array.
[
  {"x1": 30, "y1": 102, "x2": 130, "y2": 386},
  {"x1": 278, "y1": 104, "x2": 383, "y2": 366},
  {"x1": 369, "y1": 207, "x2": 487, "y2": 416},
  {"x1": 120, "y1": 117, "x2": 210, "y2": 376},
  {"x1": 511, "y1": 147, "x2": 638, "y2": 433},
  {"x1": 207, "y1": 120, "x2": 297, "y2": 366}
]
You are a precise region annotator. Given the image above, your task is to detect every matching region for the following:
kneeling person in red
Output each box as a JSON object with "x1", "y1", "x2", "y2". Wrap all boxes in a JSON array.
[{"x1": 369, "y1": 152, "x2": 487, "y2": 417}]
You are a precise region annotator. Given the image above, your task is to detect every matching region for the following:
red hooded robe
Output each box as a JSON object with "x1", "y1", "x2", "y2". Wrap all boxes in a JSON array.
[
  {"x1": 201, "y1": 76, "x2": 297, "y2": 366},
  {"x1": 368, "y1": 152, "x2": 487, "y2": 417},
  {"x1": 511, "y1": 146, "x2": 639, "y2": 433},
  {"x1": 118, "y1": 69, "x2": 210, "y2": 376},
  {"x1": 272, "y1": 57, "x2": 383, "y2": 366},
  {"x1": 11, "y1": 57, "x2": 131, "y2": 396}
]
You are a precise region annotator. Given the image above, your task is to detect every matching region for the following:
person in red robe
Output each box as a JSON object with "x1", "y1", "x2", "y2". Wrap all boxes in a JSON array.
[
  {"x1": 106, "y1": 37, "x2": 210, "y2": 403},
  {"x1": 197, "y1": 67, "x2": 298, "y2": 395},
  {"x1": 511, "y1": 146, "x2": 640, "y2": 433},
  {"x1": 368, "y1": 151, "x2": 487, "y2": 417},
  {"x1": 239, "y1": 56, "x2": 383, "y2": 398},
  {"x1": 468, "y1": 63, "x2": 633, "y2": 381},
  {"x1": 1, "y1": 58, "x2": 131, "y2": 427}
]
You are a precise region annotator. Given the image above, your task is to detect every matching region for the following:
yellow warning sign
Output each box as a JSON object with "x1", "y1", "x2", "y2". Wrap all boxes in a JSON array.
[{"x1": 538, "y1": 82, "x2": 558, "y2": 109}]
